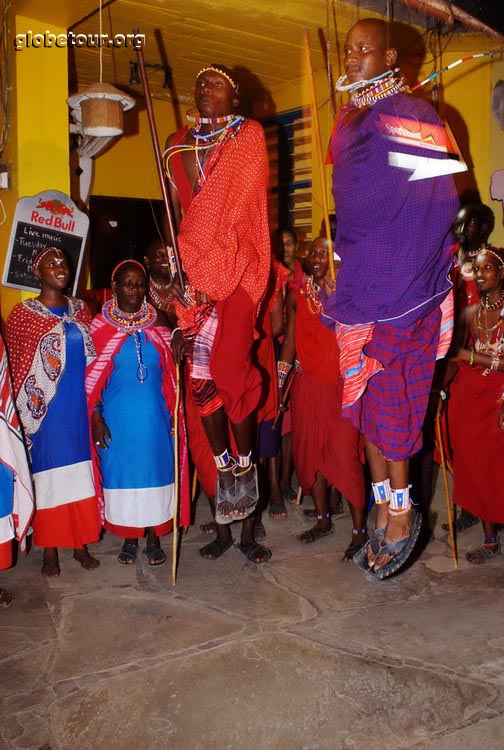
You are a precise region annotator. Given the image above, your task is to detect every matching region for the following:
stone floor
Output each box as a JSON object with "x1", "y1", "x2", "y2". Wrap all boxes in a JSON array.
[{"x1": 2, "y1": 473, "x2": 504, "y2": 750}]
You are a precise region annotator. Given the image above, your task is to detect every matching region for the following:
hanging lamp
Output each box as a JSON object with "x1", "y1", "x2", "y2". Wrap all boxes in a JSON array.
[{"x1": 66, "y1": 0, "x2": 135, "y2": 137}]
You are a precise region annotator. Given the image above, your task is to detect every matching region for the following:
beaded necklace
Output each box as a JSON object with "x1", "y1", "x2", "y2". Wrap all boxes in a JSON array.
[
  {"x1": 475, "y1": 302, "x2": 503, "y2": 358},
  {"x1": 103, "y1": 298, "x2": 157, "y2": 382},
  {"x1": 163, "y1": 117, "x2": 245, "y2": 189},
  {"x1": 351, "y1": 69, "x2": 409, "y2": 109},
  {"x1": 481, "y1": 288, "x2": 504, "y2": 311},
  {"x1": 148, "y1": 277, "x2": 171, "y2": 310},
  {"x1": 103, "y1": 298, "x2": 156, "y2": 332},
  {"x1": 301, "y1": 277, "x2": 322, "y2": 315},
  {"x1": 186, "y1": 109, "x2": 237, "y2": 125}
]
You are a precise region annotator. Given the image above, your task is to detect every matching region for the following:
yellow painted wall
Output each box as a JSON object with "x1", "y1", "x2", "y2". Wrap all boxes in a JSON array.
[
  {"x1": 489, "y1": 60, "x2": 504, "y2": 247},
  {"x1": 0, "y1": 14, "x2": 69, "y2": 321},
  {"x1": 91, "y1": 100, "x2": 179, "y2": 199}
]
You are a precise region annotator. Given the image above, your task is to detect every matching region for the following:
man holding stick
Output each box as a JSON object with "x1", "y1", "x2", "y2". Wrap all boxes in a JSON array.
[{"x1": 164, "y1": 64, "x2": 271, "y2": 563}]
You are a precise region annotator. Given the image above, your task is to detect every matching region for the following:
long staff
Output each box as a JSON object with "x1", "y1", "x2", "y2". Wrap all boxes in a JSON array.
[
  {"x1": 134, "y1": 28, "x2": 185, "y2": 288},
  {"x1": 303, "y1": 29, "x2": 335, "y2": 280},
  {"x1": 435, "y1": 414, "x2": 458, "y2": 569},
  {"x1": 171, "y1": 363, "x2": 181, "y2": 585},
  {"x1": 272, "y1": 369, "x2": 294, "y2": 431}
]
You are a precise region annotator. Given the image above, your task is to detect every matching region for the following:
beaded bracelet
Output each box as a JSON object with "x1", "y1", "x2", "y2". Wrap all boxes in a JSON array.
[
  {"x1": 490, "y1": 353, "x2": 500, "y2": 372},
  {"x1": 277, "y1": 360, "x2": 292, "y2": 388},
  {"x1": 93, "y1": 403, "x2": 103, "y2": 412},
  {"x1": 469, "y1": 350, "x2": 474, "y2": 366}
]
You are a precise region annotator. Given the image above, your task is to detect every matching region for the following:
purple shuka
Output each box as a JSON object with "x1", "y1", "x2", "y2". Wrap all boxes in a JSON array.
[{"x1": 322, "y1": 92, "x2": 459, "y2": 460}]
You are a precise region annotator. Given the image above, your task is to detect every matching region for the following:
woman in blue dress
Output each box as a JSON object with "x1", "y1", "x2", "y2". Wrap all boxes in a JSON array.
[
  {"x1": 6, "y1": 247, "x2": 100, "y2": 577},
  {"x1": 86, "y1": 260, "x2": 189, "y2": 566}
]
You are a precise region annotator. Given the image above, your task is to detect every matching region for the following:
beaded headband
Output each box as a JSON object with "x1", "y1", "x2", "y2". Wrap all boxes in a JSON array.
[
  {"x1": 196, "y1": 66, "x2": 238, "y2": 93},
  {"x1": 31, "y1": 246, "x2": 63, "y2": 273},
  {"x1": 111, "y1": 259, "x2": 146, "y2": 284},
  {"x1": 479, "y1": 247, "x2": 504, "y2": 268}
]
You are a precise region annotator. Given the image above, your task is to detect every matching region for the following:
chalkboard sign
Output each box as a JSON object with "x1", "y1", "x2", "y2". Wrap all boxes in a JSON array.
[{"x1": 2, "y1": 190, "x2": 89, "y2": 295}]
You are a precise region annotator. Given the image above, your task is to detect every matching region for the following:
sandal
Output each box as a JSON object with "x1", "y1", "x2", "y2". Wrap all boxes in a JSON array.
[
  {"x1": 282, "y1": 487, "x2": 298, "y2": 504},
  {"x1": 237, "y1": 541, "x2": 272, "y2": 564},
  {"x1": 368, "y1": 509, "x2": 423, "y2": 580},
  {"x1": 199, "y1": 536, "x2": 234, "y2": 560},
  {"x1": 466, "y1": 540, "x2": 501, "y2": 565},
  {"x1": 442, "y1": 511, "x2": 479, "y2": 534},
  {"x1": 341, "y1": 529, "x2": 368, "y2": 563},
  {"x1": 232, "y1": 463, "x2": 259, "y2": 519},
  {"x1": 142, "y1": 545, "x2": 167, "y2": 566},
  {"x1": 353, "y1": 528, "x2": 385, "y2": 571},
  {"x1": 269, "y1": 502, "x2": 287, "y2": 519},
  {"x1": 298, "y1": 523, "x2": 334, "y2": 544},
  {"x1": 0, "y1": 588, "x2": 13, "y2": 609},
  {"x1": 254, "y1": 520, "x2": 266, "y2": 541},
  {"x1": 118, "y1": 542, "x2": 138, "y2": 565}
]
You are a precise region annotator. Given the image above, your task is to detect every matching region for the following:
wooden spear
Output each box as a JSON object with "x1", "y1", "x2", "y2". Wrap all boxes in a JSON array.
[
  {"x1": 435, "y1": 414, "x2": 458, "y2": 569},
  {"x1": 303, "y1": 29, "x2": 335, "y2": 280},
  {"x1": 171, "y1": 363, "x2": 181, "y2": 585},
  {"x1": 133, "y1": 28, "x2": 185, "y2": 288}
]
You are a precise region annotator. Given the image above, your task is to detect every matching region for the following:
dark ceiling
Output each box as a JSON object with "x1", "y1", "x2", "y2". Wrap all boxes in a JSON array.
[{"x1": 455, "y1": 0, "x2": 504, "y2": 37}]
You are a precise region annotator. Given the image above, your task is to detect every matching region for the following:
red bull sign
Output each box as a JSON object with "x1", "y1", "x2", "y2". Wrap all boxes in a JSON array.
[{"x1": 2, "y1": 190, "x2": 89, "y2": 294}]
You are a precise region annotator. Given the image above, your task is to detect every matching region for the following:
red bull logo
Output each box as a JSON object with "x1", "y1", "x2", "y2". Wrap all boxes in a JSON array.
[
  {"x1": 31, "y1": 199, "x2": 75, "y2": 231},
  {"x1": 36, "y1": 199, "x2": 74, "y2": 217}
]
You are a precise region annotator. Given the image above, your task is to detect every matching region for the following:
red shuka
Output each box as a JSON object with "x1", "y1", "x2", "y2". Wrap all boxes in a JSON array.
[{"x1": 291, "y1": 280, "x2": 364, "y2": 505}]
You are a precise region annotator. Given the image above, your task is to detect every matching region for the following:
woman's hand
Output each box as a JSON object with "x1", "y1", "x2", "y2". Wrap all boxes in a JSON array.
[{"x1": 91, "y1": 410, "x2": 111, "y2": 450}]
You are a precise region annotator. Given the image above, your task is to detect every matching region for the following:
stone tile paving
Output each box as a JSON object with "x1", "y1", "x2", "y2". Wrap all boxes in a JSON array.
[{"x1": 1, "y1": 477, "x2": 503, "y2": 749}]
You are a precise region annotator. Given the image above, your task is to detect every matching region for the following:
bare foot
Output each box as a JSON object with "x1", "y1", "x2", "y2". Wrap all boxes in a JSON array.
[
  {"x1": 366, "y1": 503, "x2": 389, "y2": 567},
  {"x1": 73, "y1": 546, "x2": 100, "y2": 571},
  {"x1": 234, "y1": 464, "x2": 258, "y2": 516},
  {"x1": 0, "y1": 588, "x2": 13, "y2": 609},
  {"x1": 372, "y1": 512, "x2": 410, "y2": 571},
  {"x1": 42, "y1": 548, "x2": 61, "y2": 577},
  {"x1": 216, "y1": 465, "x2": 236, "y2": 518}
]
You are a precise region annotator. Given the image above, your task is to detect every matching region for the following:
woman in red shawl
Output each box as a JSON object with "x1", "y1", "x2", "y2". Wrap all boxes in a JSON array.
[{"x1": 445, "y1": 247, "x2": 504, "y2": 564}]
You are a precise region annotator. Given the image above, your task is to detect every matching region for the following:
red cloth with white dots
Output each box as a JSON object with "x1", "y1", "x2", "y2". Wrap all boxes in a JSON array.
[{"x1": 171, "y1": 119, "x2": 271, "y2": 424}]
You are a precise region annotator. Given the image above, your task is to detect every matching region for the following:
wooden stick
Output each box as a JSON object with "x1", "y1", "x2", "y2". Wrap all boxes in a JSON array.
[
  {"x1": 303, "y1": 29, "x2": 335, "y2": 280},
  {"x1": 133, "y1": 28, "x2": 185, "y2": 288},
  {"x1": 435, "y1": 414, "x2": 458, "y2": 569},
  {"x1": 191, "y1": 469, "x2": 198, "y2": 502},
  {"x1": 272, "y1": 369, "x2": 294, "y2": 430},
  {"x1": 295, "y1": 485, "x2": 303, "y2": 505},
  {"x1": 171, "y1": 363, "x2": 181, "y2": 585}
]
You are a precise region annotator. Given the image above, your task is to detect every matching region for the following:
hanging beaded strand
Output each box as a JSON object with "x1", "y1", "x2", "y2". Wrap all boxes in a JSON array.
[
  {"x1": 133, "y1": 331, "x2": 148, "y2": 383},
  {"x1": 301, "y1": 277, "x2": 323, "y2": 314}
]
